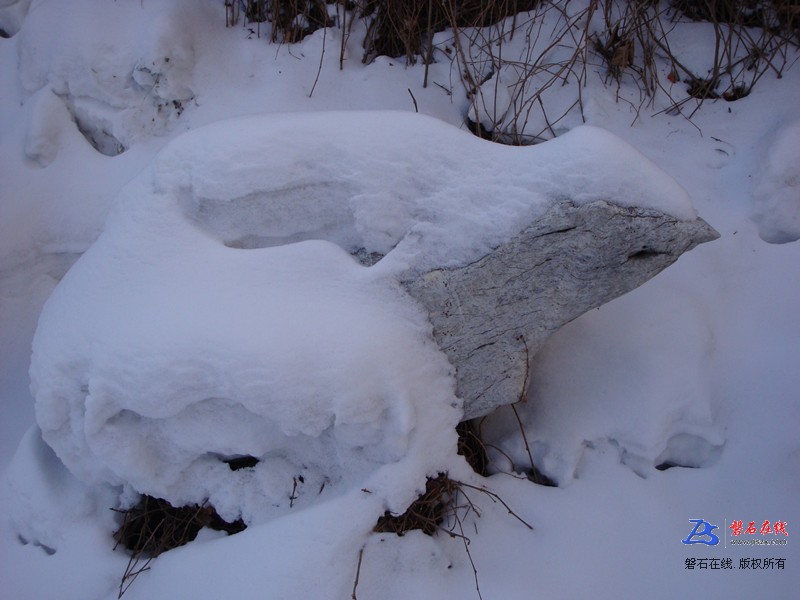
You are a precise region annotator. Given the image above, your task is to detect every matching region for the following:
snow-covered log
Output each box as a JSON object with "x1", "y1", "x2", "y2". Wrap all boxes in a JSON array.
[{"x1": 404, "y1": 200, "x2": 718, "y2": 419}]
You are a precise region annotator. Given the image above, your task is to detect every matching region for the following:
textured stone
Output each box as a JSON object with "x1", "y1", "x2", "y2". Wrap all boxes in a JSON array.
[{"x1": 403, "y1": 199, "x2": 719, "y2": 419}]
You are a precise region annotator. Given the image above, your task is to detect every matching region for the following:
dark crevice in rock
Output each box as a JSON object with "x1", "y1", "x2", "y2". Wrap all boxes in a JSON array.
[
  {"x1": 539, "y1": 225, "x2": 578, "y2": 237},
  {"x1": 626, "y1": 247, "x2": 667, "y2": 261}
]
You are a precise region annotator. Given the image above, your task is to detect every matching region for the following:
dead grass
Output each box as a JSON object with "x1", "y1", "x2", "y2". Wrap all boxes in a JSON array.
[
  {"x1": 373, "y1": 473, "x2": 457, "y2": 536},
  {"x1": 112, "y1": 495, "x2": 245, "y2": 598},
  {"x1": 370, "y1": 471, "x2": 532, "y2": 600}
]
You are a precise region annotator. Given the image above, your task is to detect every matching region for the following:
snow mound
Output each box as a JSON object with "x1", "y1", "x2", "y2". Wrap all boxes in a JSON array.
[
  {"x1": 752, "y1": 120, "x2": 800, "y2": 244},
  {"x1": 16, "y1": 0, "x2": 204, "y2": 153},
  {"x1": 30, "y1": 110, "x2": 697, "y2": 522},
  {"x1": 31, "y1": 235, "x2": 458, "y2": 522},
  {"x1": 481, "y1": 281, "x2": 724, "y2": 484}
]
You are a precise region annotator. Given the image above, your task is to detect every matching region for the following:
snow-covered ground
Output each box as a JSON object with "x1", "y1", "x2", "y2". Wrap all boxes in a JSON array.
[{"x1": 1, "y1": 1, "x2": 798, "y2": 598}]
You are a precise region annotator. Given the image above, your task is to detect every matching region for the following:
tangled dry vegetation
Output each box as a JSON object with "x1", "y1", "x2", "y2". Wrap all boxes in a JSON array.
[
  {"x1": 112, "y1": 496, "x2": 245, "y2": 598},
  {"x1": 368, "y1": 471, "x2": 533, "y2": 600},
  {"x1": 226, "y1": 0, "x2": 799, "y2": 142},
  {"x1": 111, "y1": 422, "x2": 539, "y2": 599}
]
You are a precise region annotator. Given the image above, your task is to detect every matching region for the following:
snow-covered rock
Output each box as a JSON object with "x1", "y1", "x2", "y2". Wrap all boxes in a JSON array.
[{"x1": 29, "y1": 110, "x2": 713, "y2": 521}]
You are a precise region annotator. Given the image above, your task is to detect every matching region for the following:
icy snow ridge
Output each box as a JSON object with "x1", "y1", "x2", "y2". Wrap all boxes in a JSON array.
[{"x1": 30, "y1": 111, "x2": 699, "y2": 522}]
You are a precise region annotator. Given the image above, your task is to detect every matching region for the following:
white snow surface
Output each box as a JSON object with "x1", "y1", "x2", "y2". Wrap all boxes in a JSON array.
[{"x1": 2, "y1": 1, "x2": 799, "y2": 599}]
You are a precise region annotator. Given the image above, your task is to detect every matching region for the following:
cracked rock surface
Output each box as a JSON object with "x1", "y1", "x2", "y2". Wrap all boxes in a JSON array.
[{"x1": 403, "y1": 200, "x2": 719, "y2": 419}]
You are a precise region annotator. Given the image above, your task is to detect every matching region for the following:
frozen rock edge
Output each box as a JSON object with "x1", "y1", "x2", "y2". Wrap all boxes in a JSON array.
[{"x1": 405, "y1": 200, "x2": 719, "y2": 419}]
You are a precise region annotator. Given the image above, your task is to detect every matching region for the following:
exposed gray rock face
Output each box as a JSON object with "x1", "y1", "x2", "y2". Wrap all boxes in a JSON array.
[{"x1": 403, "y1": 199, "x2": 719, "y2": 419}]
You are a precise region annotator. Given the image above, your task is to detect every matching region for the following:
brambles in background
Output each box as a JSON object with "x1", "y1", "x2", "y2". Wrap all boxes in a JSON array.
[
  {"x1": 668, "y1": 0, "x2": 797, "y2": 107},
  {"x1": 721, "y1": 83, "x2": 750, "y2": 100},
  {"x1": 222, "y1": 1, "x2": 798, "y2": 142},
  {"x1": 245, "y1": 0, "x2": 267, "y2": 23},
  {"x1": 776, "y1": 0, "x2": 800, "y2": 40},
  {"x1": 683, "y1": 76, "x2": 749, "y2": 101},
  {"x1": 271, "y1": 0, "x2": 334, "y2": 43},
  {"x1": 360, "y1": 0, "x2": 539, "y2": 64},
  {"x1": 672, "y1": 0, "x2": 800, "y2": 37},
  {"x1": 594, "y1": 24, "x2": 636, "y2": 80},
  {"x1": 673, "y1": 0, "x2": 759, "y2": 24},
  {"x1": 686, "y1": 77, "x2": 719, "y2": 99},
  {"x1": 226, "y1": 1, "x2": 540, "y2": 60},
  {"x1": 227, "y1": 0, "x2": 334, "y2": 42}
]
